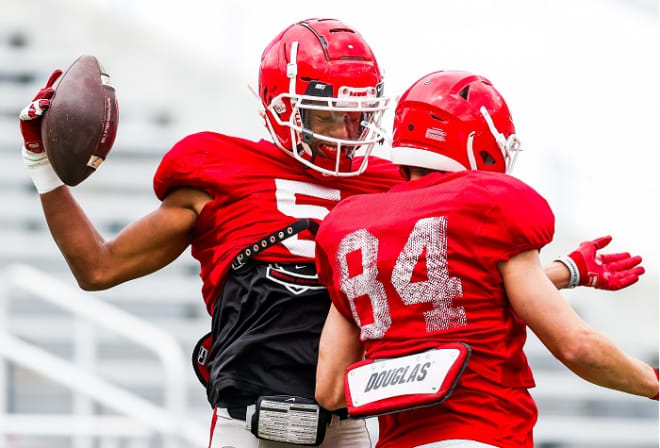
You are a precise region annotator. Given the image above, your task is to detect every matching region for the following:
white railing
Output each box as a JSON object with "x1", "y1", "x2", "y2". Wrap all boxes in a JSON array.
[{"x1": 0, "y1": 264, "x2": 208, "y2": 448}]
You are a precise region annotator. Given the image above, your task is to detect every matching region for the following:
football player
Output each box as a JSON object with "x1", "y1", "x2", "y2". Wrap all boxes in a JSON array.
[
  {"x1": 20, "y1": 19, "x2": 646, "y2": 448},
  {"x1": 314, "y1": 71, "x2": 658, "y2": 448}
]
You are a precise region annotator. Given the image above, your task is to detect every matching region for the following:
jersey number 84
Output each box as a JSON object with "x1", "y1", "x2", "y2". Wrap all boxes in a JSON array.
[{"x1": 336, "y1": 217, "x2": 468, "y2": 341}]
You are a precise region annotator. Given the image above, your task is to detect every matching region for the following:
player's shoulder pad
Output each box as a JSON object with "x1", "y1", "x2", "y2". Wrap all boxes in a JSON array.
[
  {"x1": 153, "y1": 132, "x2": 225, "y2": 200},
  {"x1": 476, "y1": 172, "x2": 555, "y2": 255},
  {"x1": 477, "y1": 172, "x2": 541, "y2": 199}
]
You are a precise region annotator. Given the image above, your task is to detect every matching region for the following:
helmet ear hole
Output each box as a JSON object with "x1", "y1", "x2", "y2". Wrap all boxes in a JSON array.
[{"x1": 479, "y1": 150, "x2": 496, "y2": 166}]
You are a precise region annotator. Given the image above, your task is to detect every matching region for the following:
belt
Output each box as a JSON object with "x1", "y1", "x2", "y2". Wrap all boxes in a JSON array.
[
  {"x1": 331, "y1": 408, "x2": 350, "y2": 420},
  {"x1": 226, "y1": 406, "x2": 349, "y2": 421}
]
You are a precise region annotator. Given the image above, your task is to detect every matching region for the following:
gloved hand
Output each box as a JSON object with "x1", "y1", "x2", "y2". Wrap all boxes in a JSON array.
[
  {"x1": 19, "y1": 69, "x2": 65, "y2": 194},
  {"x1": 557, "y1": 236, "x2": 645, "y2": 290},
  {"x1": 652, "y1": 368, "x2": 658, "y2": 401}
]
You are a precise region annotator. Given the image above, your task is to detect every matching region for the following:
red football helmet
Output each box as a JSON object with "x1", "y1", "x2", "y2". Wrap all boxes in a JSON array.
[
  {"x1": 258, "y1": 18, "x2": 389, "y2": 177},
  {"x1": 391, "y1": 70, "x2": 521, "y2": 174}
]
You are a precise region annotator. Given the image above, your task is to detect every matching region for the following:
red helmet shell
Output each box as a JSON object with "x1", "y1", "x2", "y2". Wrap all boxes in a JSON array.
[{"x1": 392, "y1": 70, "x2": 515, "y2": 173}]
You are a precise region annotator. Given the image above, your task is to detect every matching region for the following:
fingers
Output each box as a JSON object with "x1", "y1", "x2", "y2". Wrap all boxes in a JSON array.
[
  {"x1": 31, "y1": 70, "x2": 61, "y2": 101},
  {"x1": 601, "y1": 266, "x2": 645, "y2": 290},
  {"x1": 575, "y1": 235, "x2": 645, "y2": 290},
  {"x1": 611, "y1": 272, "x2": 641, "y2": 290},
  {"x1": 40, "y1": 87, "x2": 55, "y2": 99},
  {"x1": 20, "y1": 70, "x2": 61, "y2": 157},
  {"x1": 45, "y1": 69, "x2": 63, "y2": 89},
  {"x1": 32, "y1": 86, "x2": 56, "y2": 102},
  {"x1": 607, "y1": 255, "x2": 643, "y2": 272},
  {"x1": 598, "y1": 252, "x2": 629, "y2": 264},
  {"x1": 19, "y1": 99, "x2": 51, "y2": 121},
  {"x1": 630, "y1": 266, "x2": 645, "y2": 277},
  {"x1": 26, "y1": 68, "x2": 61, "y2": 107},
  {"x1": 591, "y1": 235, "x2": 613, "y2": 250}
]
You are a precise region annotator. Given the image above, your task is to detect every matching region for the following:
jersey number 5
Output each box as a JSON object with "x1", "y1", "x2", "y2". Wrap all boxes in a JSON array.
[
  {"x1": 337, "y1": 217, "x2": 467, "y2": 340},
  {"x1": 274, "y1": 179, "x2": 341, "y2": 258}
]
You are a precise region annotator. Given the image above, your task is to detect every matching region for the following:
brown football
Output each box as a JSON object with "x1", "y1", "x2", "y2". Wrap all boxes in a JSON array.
[{"x1": 41, "y1": 55, "x2": 119, "y2": 186}]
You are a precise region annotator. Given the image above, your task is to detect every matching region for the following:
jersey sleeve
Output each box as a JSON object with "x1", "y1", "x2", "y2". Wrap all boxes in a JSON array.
[
  {"x1": 476, "y1": 175, "x2": 555, "y2": 264},
  {"x1": 355, "y1": 155, "x2": 404, "y2": 191},
  {"x1": 153, "y1": 132, "x2": 216, "y2": 201}
]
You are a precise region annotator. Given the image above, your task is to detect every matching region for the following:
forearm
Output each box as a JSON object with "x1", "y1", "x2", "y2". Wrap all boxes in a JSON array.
[
  {"x1": 504, "y1": 250, "x2": 657, "y2": 399},
  {"x1": 543, "y1": 261, "x2": 570, "y2": 289},
  {"x1": 562, "y1": 327, "x2": 658, "y2": 398},
  {"x1": 315, "y1": 305, "x2": 363, "y2": 410},
  {"x1": 39, "y1": 186, "x2": 198, "y2": 290},
  {"x1": 316, "y1": 349, "x2": 349, "y2": 410},
  {"x1": 40, "y1": 186, "x2": 109, "y2": 288}
]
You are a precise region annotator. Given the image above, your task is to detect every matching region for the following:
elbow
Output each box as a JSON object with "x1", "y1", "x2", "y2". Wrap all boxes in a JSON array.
[
  {"x1": 315, "y1": 389, "x2": 344, "y2": 411},
  {"x1": 78, "y1": 280, "x2": 104, "y2": 291},
  {"x1": 75, "y1": 267, "x2": 114, "y2": 291},
  {"x1": 315, "y1": 374, "x2": 345, "y2": 411},
  {"x1": 77, "y1": 277, "x2": 106, "y2": 291},
  {"x1": 315, "y1": 391, "x2": 332, "y2": 410},
  {"x1": 553, "y1": 327, "x2": 600, "y2": 368}
]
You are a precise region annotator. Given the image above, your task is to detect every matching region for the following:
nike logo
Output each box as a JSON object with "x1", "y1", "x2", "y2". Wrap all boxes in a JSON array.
[{"x1": 285, "y1": 397, "x2": 296, "y2": 402}]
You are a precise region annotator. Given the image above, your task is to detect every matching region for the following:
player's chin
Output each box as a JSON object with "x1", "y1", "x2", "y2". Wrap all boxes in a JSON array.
[{"x1": 315, "y1": 143, "x2": 354, "y2": 162}]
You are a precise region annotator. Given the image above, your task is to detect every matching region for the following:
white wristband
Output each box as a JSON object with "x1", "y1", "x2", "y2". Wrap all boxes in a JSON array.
[
  {"x1": 554, "y1": 255, "x2": 580, "y2": 289},
  {"x1": 22, "y1": 146, "x2": 64, "y2": 194}
]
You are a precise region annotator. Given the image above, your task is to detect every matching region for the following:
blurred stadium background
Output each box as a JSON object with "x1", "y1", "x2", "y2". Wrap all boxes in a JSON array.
[{"x1": 0, "y1": 0, "x2": 657, "y2": 447}]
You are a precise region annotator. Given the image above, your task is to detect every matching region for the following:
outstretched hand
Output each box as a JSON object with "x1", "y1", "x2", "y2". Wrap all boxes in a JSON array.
[{"x1": 568, "y1": 236, "x2": 645, "y2": 290}]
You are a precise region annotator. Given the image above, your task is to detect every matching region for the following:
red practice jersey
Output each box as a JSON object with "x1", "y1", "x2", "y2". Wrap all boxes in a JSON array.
[
  {"x1": 153, "y1": 132, "x2": 402, "y2": 314},
  {"x1": 316, "y1": 171, "x2": 555, "y2": 448}
]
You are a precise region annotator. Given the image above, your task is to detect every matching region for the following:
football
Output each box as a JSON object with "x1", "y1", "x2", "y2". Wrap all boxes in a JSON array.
[{"x1": 41, "y1": 55, "x2": 119, "y2": 186}]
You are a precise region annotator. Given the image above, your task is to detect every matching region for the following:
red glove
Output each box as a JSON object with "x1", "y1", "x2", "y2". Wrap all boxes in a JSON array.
[
  {"x1": 558, "y1": 236, "x2": 645, "y2": 290},
  {"x1": 19, "y1": 69, "x2": 62, "y2": 152},
  {"x1": 652, "y1": 368, "x2": 658, "y2": 401},
  {"x1": 19, "y1": 70, "x2": 66, "y2": 194}
]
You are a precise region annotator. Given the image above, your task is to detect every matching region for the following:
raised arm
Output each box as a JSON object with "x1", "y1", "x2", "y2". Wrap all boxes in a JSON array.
[
  {"x1": 19, "y1": 69, "x2": 211, "y2": 291},
  {"x1": 500, "y1": 249, "x2": 657, "y2": 398},
  {"x1": 40, "y1": 185, "x2": 210, "y2": 290}
]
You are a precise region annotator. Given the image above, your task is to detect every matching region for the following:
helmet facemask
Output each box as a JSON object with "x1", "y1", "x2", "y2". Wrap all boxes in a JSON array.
[{"x1": 280, "y1": 88, "x2": 388, "y2": 176}]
